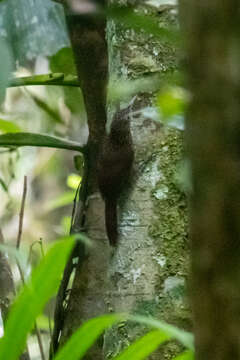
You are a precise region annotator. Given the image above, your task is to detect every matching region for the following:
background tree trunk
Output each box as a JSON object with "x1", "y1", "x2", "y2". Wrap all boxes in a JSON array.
[
  {"x1": 179, "y1": 1, "x2": 240, "y2": 359},
  {"x1": 60, "y1": 2, "x2": 190, "y2": 359}
]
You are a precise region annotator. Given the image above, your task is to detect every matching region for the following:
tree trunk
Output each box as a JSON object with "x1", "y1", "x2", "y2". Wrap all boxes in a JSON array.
[
  {"x1": 59, "y1": 2, "x2": 190, "y2": 359},
  {"x1": 179, "y1": 1, "x2": 240, "y2": 359}
]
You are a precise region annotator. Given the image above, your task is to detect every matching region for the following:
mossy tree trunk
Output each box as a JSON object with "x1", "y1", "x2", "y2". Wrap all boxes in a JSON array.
[
  {"x1": 58, "y1": 2, "x2": 190, "y2": 359},
  {"x1": 103, "y1": 3, "x2": 189, "y2": 359}
]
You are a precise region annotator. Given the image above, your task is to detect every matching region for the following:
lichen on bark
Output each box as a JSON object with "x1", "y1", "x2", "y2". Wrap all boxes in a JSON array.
[{"x1": 104, "y1": 2, "x2": 190, "y2": 359}]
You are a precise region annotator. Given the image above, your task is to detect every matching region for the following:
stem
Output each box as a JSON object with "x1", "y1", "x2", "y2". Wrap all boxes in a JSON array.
[
  {"x1": 16, "y1": 177, "x2": 46, "y2": 360},
  {"x1": 16, "y1": 176, "x2": 27, "y2": 249},
  {"x1": 34, "y1": 324, "x2": 46, "y2": 360},
  {"x1": 15, "y1": 177, "x2": 31, "y2": 360},
  {"x1": 0, "y1": 132, "x2": 86, "y2": 154},
  {"x1": 9, "y1": 73, "x2": 80, "y2": 88}
]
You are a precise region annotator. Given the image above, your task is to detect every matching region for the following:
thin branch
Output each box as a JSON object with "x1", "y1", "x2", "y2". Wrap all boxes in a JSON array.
[
  {"x1": 38, "y1": 240, "x2": 53, "y2": 340},
  {"x1": 16, "y1": 176, "x2": 27, "y2": 249},
  {"x1": 13, "y1": 177, "x2": 31, "y2": 360},
  {"x1": 15, "y1": 177, "x2": 46, "y2": 360},
  {"x1": 9, "y1": 73, "x2": 80, "y2": 88},
  {"x1": 34, "y1": 324, "x2": 46, "y2": 360},
  {"x1": 50, "y1": 156, "x2": 89, "y2": 357}
]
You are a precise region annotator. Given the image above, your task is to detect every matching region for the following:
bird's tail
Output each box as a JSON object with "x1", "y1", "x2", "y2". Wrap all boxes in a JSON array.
[{"x1": 105, "y1": 199, "x2": 118, "y2": 246}]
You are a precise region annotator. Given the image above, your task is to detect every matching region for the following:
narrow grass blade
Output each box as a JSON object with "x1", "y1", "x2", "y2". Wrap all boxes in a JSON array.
[
  {"x1": 0, "y1": 237, "x2": 75, "y2": 360},
  {"x1": 53, "y1": 314, "x2": 127, "y2": 360},
  {"x1": 114, "y1": 329, "x2": 171, "y2": 360},
  {"x1": 129, "y1": 315, "x2": 194, "y2": 350}
]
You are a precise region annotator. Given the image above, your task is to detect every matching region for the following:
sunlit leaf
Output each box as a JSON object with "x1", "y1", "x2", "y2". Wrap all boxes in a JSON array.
[
  {"x1": 51, "y1": 311, "x2": 193, "y2": 360},
  {"x1": 67, "y1": 174, "x2": 81, "y2": 190},
  {"x1": 129, "y1": 315, "x2": 194, "y2": 350},
  {"x1": 157, "y1": 87, "x2": 188, "y2": 119},
  {"x1": 61, "y1": 216, "x2": 71, "y2": 235},
  {"x1": 114, "y1": 330, "x2": 170, "y2": 360},
  {"x1": 0, "y1": 119, "x2": 22, "y2": 133},
  {"x1": 36, "y1": 314, "x2": 53, "y2": 331},
  {"x1": 53, "y1": 314, "x2": 127, "y2": 360},
  {"x1": 0, "y1": 237, "x2": 75, "y2": 360}
]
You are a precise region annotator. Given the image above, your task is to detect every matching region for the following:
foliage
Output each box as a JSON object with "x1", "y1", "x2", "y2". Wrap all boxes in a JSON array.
[
  {"x1": 0, "y1": 132, "x2": 84, "y2": 152},
  {"x1": 0, "y1": 235, "x2": 194, "y2": 359},
  {"x1": 0, "y1": 119, "x2": 21, "y2": 133},
  {"x1": 156, "y1": 86, "x2": 187, "y2": 120},
  {"x1": 0, "y1": 2, "x2": 191, "y2": 360},
  {"x1": 0, "y1": 237, "x2": 75, "y2": 360}
]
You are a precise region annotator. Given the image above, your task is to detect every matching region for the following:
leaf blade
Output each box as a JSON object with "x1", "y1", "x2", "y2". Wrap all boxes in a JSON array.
[
  {"x1": 129, "y1": 315, "x2": 194, "y2": 350},
  {"x1": 114, "y1": 330, "x2": 171, "y2": 360},
  {"x1": 53, "y1": 314, "x2": 127, "y2": 360},
  {"x1": 0, "y1": 119, "x2": 21, "y2": 133},
  {"x1": 0, "y1": 237, "x2": 75, "y2": 360},
  {"x1": 0, "y1": 132, "x2": 84, "y2": 152}
]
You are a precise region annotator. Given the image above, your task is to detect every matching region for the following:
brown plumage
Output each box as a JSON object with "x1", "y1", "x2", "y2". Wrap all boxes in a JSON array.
[{"x1": 97, "y1": 106, "x2": 134, "y2": 245}]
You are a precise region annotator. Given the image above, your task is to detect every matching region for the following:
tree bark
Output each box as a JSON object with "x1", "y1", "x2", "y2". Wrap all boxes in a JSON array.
[
  {"x1": 58, "y1": 2, "x2": 190, "y2": 359},
  {"x1": 179, "y1": 1, "x2": 240, "y2": 359},
  {"x1": 103, "y1": 3, "x2": 189, "y2": 359}
]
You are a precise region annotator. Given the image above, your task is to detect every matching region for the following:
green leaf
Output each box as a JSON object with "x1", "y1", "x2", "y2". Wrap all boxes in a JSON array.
[
  {"x1": 0, "y1": 177, "x2": 8, "y2": 192},
  {"x1": 47, "y1": 191, "x2": 75, "y2": 211},
  {"x1": 157, "y1": 87, "x2": 188, "y2": 119},
  {"x1": 0, "y1": 236, "x2": 75, "y2": 360},
  {"x1": 0, "y1": 132, "x2": 84, "y2": 152},
  {"x1": 129, "y1": 315, "x2": 194, "y2": 350},
  {"x1": 50, "y1": 47, "x2": 76, "y2": 76},
  {"x1": 0, "y1": 119, "x2": 22, "y2": 133},
  {"x1": 61, "y1": 216, "x2": 71, "y2": 235},
  {"x1": 26, "y1": 90, "x2": 63, "y2": 124},
  {"x1": 114, "y1": 330, "x2": 171, "y2": 360},
  {"x1": 173, "y1": 350, "x2": 195, "y2": 360},
  {"x1": 53, "y1": 314, "x2": 127, "y2": 360},
  {"x1": 36, "y1": 314, "x2": 53, "y2": 331},
  {"x1": 74, "y1": 154, "x2": 84, "y2": 172},
  {"x1": 67, "y1": 174, "x2": 82, "y2": 190}
]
